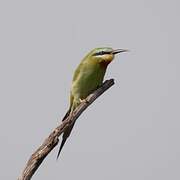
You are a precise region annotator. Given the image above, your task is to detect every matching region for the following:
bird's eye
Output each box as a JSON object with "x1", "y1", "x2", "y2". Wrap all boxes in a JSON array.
[
  {"x1": 93, "y1": 51, "x2": 106, "y2": 56},
  {"x1": 100, "y1": 51, "x2": 105, "y2": 55}
]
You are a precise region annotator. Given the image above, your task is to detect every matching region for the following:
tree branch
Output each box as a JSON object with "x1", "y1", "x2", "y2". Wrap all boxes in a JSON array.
[{"x1": 18, "y1": 79, "x2": 115, "y2": 180}]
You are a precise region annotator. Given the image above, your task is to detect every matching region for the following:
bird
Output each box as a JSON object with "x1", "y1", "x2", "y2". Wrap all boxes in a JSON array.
[{"x1": 57, "y1": 47, "x2": 128, "y2": 159}]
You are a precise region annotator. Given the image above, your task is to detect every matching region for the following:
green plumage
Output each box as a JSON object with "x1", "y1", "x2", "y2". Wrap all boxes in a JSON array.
[{"x1": 57, "y1": 47, "x2": 127, "y2": 159}]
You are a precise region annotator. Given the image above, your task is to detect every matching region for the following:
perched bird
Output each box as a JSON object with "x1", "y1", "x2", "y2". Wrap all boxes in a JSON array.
[{"x1": 57, "y1": 47, "x2": 128, "y2": 159}]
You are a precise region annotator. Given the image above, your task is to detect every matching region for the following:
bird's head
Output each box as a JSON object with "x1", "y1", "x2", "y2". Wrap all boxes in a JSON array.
[{"x1": 87, "y1": 47, "x2": 128, "y2": 68}]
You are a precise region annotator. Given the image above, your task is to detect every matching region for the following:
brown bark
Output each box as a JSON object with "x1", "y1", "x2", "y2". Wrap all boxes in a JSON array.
[{"x1": 18, "y1": 79, "x2": 115, "y2": 180}]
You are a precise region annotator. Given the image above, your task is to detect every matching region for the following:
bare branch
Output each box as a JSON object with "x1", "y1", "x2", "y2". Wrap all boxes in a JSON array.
[{"x1": 18, "y1": 79, "x2": 115, "y2": 180}]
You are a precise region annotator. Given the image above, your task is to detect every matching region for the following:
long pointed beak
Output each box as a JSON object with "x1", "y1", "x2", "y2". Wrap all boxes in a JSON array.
[{"x1": 112, "y1": 49, "x2": 129, "y2": 54}]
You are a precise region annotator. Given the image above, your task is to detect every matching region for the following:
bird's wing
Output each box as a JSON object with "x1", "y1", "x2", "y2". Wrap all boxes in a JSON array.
[{"x1": 72, "y1": 61, "x2": 84, "y2": 81}]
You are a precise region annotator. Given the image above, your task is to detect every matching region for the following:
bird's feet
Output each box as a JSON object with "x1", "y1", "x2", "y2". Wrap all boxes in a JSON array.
[{"x1": 79, "y1": 98, "x2": 89, "y2": 104}]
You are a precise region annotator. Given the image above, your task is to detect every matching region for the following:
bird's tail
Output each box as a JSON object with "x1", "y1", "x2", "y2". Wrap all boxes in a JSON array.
[
  {"x1": 56, "y1": 121, "x2": 75, "y2": 159},
  {"x1": 57, "y1": 108, "x2": 75, "y2": 159},
  {"x1": 62, "y1": 108, "x2": 71, "y2": 122},
  {"x1": 56, "y1": 135, "x2": 67, "y2": 159}
]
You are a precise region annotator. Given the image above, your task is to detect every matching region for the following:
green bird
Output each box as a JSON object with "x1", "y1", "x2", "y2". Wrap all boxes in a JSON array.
[{"x1": 57, "y1": 47, "x2": 128, "y2": 159}]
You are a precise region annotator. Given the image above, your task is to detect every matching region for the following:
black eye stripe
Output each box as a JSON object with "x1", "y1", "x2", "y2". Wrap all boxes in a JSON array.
[{"x1": 93, "y1": 51, "x2": 111, "y2": 56}]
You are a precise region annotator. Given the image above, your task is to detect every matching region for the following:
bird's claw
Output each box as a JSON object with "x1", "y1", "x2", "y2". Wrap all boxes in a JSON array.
[{"x1": 79, "y1": 98, "x2": 89, "y2": 104}]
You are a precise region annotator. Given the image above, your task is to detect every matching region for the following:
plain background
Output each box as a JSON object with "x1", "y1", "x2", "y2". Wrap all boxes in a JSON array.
[{"x1": 0, "y1": 0, "x2": 180, "y2": 179}]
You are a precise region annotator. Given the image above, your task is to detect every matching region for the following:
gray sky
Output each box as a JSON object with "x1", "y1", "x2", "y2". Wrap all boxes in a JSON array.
[{"x1": 0, "y1": 0, "x2": 180, "y2": 179}]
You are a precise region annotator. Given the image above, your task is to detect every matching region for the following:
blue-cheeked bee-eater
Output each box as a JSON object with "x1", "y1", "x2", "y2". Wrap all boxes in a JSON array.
[{"x1": 57, "y1": 47, "x2": 128, "y2": 159}]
